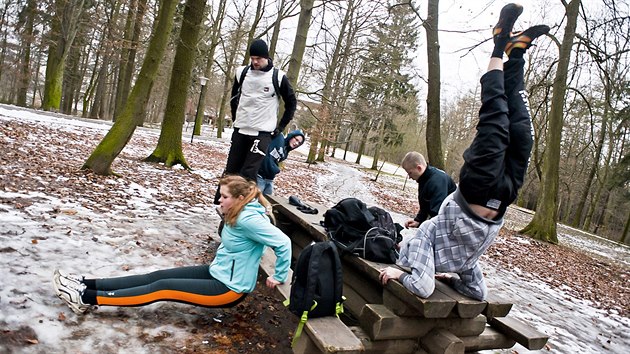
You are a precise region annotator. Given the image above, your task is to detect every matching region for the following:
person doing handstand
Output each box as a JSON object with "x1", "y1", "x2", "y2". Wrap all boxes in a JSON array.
[
  {"x1": 53, "y1": 175, "x2": 291, "y2": 314},
  {"x1": 379, "y1": 3, "x2": 549, "y2": 300}
]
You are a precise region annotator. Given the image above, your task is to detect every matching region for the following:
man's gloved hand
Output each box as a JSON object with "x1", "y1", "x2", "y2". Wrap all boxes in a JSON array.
[{"x1": 271, "y1": 128, "x2": 280, "y2": 137}]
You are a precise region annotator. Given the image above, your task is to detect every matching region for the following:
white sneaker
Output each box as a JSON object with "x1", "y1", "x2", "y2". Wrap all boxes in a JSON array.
[
  {"x1": 54, "y1": 269, "x2": 84, "y2": 287},
  {"x1": 53, "y1": 269, "x2": 90, "y2": 314}
]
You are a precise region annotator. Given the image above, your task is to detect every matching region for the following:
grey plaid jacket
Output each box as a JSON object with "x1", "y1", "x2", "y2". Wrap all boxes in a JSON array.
[{"x1": 398, "y1": 189, "x2": 503, "y2": 300}]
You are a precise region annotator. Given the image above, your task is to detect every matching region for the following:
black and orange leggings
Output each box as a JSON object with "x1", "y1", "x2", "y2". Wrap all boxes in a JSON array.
[{"x1": 81, "y1": 265, "x2": 247, "y2": 308}]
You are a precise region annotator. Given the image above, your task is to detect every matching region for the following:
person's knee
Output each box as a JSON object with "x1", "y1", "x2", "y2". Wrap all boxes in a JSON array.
[{"x1": 510, "y1": 121, "x2": 533, "y2": 151}]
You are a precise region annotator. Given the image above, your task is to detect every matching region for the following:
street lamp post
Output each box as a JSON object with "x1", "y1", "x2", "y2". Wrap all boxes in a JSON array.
[{"x1": 191, "y1": 76, "x2": 209, "y2": 143}]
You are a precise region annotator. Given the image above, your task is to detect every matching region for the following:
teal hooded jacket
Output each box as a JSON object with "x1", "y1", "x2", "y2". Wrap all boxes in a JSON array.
[{"x1": 209, "y1": 200, "x2": 291, "y2": 293}]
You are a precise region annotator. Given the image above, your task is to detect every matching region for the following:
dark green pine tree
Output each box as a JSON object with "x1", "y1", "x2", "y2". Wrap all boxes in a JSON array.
[{"x1": 352, "y1": 4, "x2": 419, "y2": 168}]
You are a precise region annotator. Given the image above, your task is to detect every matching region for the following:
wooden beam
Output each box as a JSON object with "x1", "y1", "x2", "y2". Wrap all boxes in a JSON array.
[
  {"x1": 259, "y1": 248, "x2": 292, "y2": 300},
  {"x1": 343, "y1": 262, "x2": 383, "y2": 305},
  {"x1": 267, "y1": 194, "x2": 329, "y2": 241},
  {"x1": 433, "y1": 281, "x2": 487, "y2": 318},
  {"x1": 305, "y1": 318, "x2": 365, "y2": 354},
  {"x1": 489, "y1": 317, "x2": 549, "y2": 350},
  {"x1": 342, "y1": 283, "x2": 367, "y2": 317},
  {"x1": 350, "y1": 326, "x2": 418, "y2": 354},
  {"x1": 460, "y1": 326, "x2": 516, "y2": 351},
  {"x1": 483, "y1": 293, "x2": 513, "y2": 319},
  {"x1": 385, "y1": 281, "x2": 455, "y2": 318},
  {"x1": 419, "y1": 329, "x2": 464, "y2": 354},
  {"x1": 359, "y1": 304, "x2": 486, "y2": 340}
]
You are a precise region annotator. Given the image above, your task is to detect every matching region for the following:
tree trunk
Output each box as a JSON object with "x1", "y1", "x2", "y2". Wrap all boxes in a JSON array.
[
  {"x1": 355, "y1": 126, "x2": 370, "y2": 164},
  {"x1": 286, "y1": 0, "x2": 314, "y2": 86},
  {"x1": 241, "y1": 0, "x2": 264, "y2": 66},
  {"x1": 314, "y1": 0, "x2": 353, "y2": 163},
  {"x1": 584, "y1": 138, "x2": 614, "y2": 230},
  {"x1": 343, "y1": 126, "x2": 354, "y2": 160},
  {"x1": 217, "y1": 20, "x2": 246, "y2": 139},
  {"x1": 61, "y1": 41, "x2": 82, "y2": 114},
  {"x1": 90, "y1": 52, "x2": 112, "y2": 119},
  {"x1": 89, "y1": 8, "x2": 117, "y2": 118},
  {"x1": 16, "y1": 0, "x2": 36, "y2": 107},
  {"x1": 42, "y1": 0, "x2": 86, "y2": 111},
  {"x1": 82, "y1": 0, "x2": 178, "y2": 175},
  {"x1": 621, "y1": 211, "x2": 630, "y2": 244},
  {"x1": 572, "y1": 97, "x2": 610, "y2": 227},
  {"x1": 114, "y1": 0, "x2": 148, "y2": 120},
  {"x1": 145, "y1": 0, "x2": 207, "y2": 168},
  {"x1": 287, "y1": 0, "x2": 315, "y2": 160},
  {"x1": 424, "y1": 0, "x2": 444, "y2": 169},
  {"x1": 268, "y1": 0, "x2": 287, "y2": 58},
  {"x1": 31, "y1": 50, "x2": 42, "y2": 106},
  {"x1": 371, "y1": 118, "x2": 385, "y2": 170},
  {"x1": 194, "y1": 0, "x2": 227, "y2": 136},
  {"x1": 0, "y1": 0, "x2": 10, "y2": 88},
  {"x1": 521, "y1": 0, "x2": 581, "y2": 244}
]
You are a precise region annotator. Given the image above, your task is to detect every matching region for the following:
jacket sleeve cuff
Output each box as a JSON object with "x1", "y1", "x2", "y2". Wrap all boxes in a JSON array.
[{"x1": 399, "y1": 273, "x2": 410, "y2": 285}]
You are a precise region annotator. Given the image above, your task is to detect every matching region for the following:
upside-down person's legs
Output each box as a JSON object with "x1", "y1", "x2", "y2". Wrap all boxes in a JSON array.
[
  {"x1": 502, "y1": 25, "x2": 550, "y2": 204},
  {"x1": 457, "y1": 4, "x2": 524, "y2": 212},
  {"x1": 503, "y1": 56, "x2": 532, "y2": 204},
  {"x1": 458, "y1": 69, "x2": 510, "y2": 210}
]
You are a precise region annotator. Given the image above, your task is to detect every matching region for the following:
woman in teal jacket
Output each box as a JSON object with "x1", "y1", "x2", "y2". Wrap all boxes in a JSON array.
[{"x1": 53, "y1": 175, "x2": 291, "y2": 314}]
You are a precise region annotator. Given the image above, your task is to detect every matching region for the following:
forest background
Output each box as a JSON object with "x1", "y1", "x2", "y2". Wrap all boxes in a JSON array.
[{"x1": 0, "y1": 0, "x2": 628, "y2": 245}]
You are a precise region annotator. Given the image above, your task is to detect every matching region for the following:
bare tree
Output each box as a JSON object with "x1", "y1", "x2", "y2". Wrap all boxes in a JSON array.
[
  {"x1": 286, "y1": 0, "x2": 315, "y2": 86},
  {"x1": 145, "y1": 0, "x2": 207, "y2": 168},
  {"x1": 114, "y1": 0, "x2": 149, "y2": 120},
  {"x1": 571, "y1": 5, "x2": 630, "y2": 229},
  {"x1": 16, "y1": 0, "x2": 37, "y2": 107},
  {"x1": 522, "y1": 0, "x2": 582, "y2": 244},
  {"x1": 42, "y1": 0, "x2": 86, "y2": 111},
  {"x1": 193, "y1": 0, "x2": 228, "y2": 137},
  {"x1": 423, "y1": 0, "x2": 444, "y2": 169}
]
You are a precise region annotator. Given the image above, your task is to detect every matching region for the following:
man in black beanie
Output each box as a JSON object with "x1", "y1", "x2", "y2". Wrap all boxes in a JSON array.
[{"x1": 214, "y1": 38, "x2": 297, "y2": 204}]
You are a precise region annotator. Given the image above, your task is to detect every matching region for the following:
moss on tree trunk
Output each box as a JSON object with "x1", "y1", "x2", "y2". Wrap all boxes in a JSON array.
[
  {"x1": 145, "y1": 0, "x2": 206, "y2": 169},
  {"x1": 82, "y1": 0, "x2": 178, "y2": 175}
]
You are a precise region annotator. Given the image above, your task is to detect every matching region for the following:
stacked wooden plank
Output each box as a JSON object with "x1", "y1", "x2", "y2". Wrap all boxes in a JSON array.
[{"x1": 265, "y1": 195, "x2": 549, "y2": 354}]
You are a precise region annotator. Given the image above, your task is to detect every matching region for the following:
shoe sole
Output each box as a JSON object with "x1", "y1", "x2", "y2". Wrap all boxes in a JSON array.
[
  {"x1": 495, "y1": 4, "x2": 524, "y2": 36},
  {"x1": 52, "y1": 269, "x2": 63, "y2": 298},
  {"x1": 53, "y1": 270, "x2": 88, "y2": 314}
]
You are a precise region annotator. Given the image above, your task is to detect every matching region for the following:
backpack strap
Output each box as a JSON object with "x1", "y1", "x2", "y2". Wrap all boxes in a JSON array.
[
  {"x1": 330, "y1": 225, "x2": 367, "y2": 256},
  {"x1": 328, "y1": 241, "x2": 345, "y2": 317},
  {"x1": 238, "y1": 65, "x2": 249, "y2": 85},
  {"x1": 272, "y1": 68, "x2": 281, "y2": 98},
  {"x1": 230, "y1": 66, "x2": 250, "y2": 105}
]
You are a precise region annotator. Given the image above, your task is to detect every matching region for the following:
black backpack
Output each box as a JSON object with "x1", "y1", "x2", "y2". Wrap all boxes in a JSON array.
[
  {"x1": 285, "y1": 241, "x2": 344, "y2": 346},
  {"x1": 322, "y1": 198, "x2": 402, "y2": 264}
]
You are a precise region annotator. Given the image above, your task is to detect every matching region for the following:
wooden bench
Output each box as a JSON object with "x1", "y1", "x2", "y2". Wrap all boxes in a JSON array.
[
  {"x1": 259, "y1": 247, "x2": 364, "y2": 353},
  {"x1": 267, "y1": 195, "x2": 549, "y2": 353}
]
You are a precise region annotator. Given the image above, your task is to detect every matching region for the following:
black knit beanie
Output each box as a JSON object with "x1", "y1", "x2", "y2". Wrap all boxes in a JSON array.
[{"x1": 249, "y1": 39, "x2": 269, "y2": 58}]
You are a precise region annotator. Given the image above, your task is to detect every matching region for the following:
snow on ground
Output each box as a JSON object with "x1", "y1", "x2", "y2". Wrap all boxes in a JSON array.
[{"x1": 0, "y1": 104, "x2": 628, "y2": 353}]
